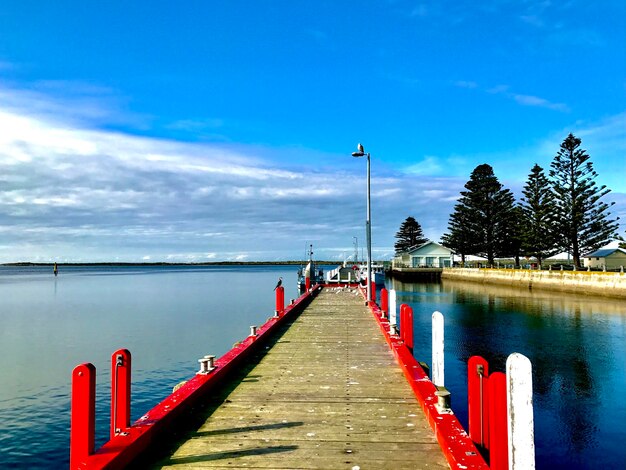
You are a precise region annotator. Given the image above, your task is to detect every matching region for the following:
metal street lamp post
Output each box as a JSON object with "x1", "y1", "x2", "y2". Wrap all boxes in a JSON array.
[{"x1": 352, "y1": 143, "x2": 372, "y2": 304}]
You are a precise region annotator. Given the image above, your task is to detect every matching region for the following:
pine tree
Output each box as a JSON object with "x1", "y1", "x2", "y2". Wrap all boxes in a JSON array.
[
  {"x1": 394, "y1": 216, "x2": 428, "y2": 254},
  {"x1": 442, "y1": 164, "x2": 516, "y2": 266},
  {"x1": 505, "y1": 205, "x2": 525, "y2": 268},
  {"x1": 519, "y1": 164, "x2": 559, "y2": 266},
  {"x1": 441, "y1": 202, "x2": 473, "y2": 264},
  {"x1": 549, "y1": 134, "x2": 620, "y2": 268}
]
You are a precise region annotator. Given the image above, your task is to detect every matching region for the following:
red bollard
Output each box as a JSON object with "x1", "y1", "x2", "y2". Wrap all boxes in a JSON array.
[
  {"x1": 489, "y1": 371, "x2": 508, "y2": 470},
  {"x1": 111, "y1": 349, "x2": 132, "y2": 438},
  {"x1": 468, "y1": 356, "x2": 490, "y2": 449},
  {"x1": 70, "y1": 363, "x2": 96, "y2": 469},
  {"x1": 380, "y1": 288, "x2": 388, "y2": 317},
  {"x1": 404, "y1": 305, "x2": 414, "y2": 351},
  {"x1": 305, "y1": 277, "x2": 311, "y2": 291},
  {"x1": 370, "y1": 281, "x2": 376, "y2": 303},
  {"x1": 275, "y1": 286, "x2": 285, "y2": 314}
]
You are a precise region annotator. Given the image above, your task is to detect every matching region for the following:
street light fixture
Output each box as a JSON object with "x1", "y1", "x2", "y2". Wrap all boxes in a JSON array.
[{"x1": 351, "y1": 143, "x2": 372, "y2": 305}]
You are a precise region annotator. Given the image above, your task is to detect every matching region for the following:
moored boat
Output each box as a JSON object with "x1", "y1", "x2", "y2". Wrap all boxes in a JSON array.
[
  {"x1": 297, "y1": 244, "x2": 324, "y2": 292},
  {"x1": 357, "y1": 261, "x2": 386, "y2": 286}
]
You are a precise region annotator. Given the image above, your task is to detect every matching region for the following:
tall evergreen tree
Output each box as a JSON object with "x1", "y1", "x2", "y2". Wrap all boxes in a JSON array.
[
  {"x1": 442, "y1": 164, "x2": 516, "y2": 266},
  {"x1": 519, "y1": 164, "x2": 559, "y2": 266},
  {"x1": 441, "y1": 202, "x2": 473, "y2": 264},
  {"x1": 505, "y1": 205, "x2": 525, "y2": 268},
  {"x1": 394, "y1": 216, "x2": 428, "y2": 254},
  {"x1": 549, "y1": 134, "x2": 620, "y2": 268}
]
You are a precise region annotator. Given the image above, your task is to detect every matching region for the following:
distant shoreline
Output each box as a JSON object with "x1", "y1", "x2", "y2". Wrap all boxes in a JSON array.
[{"x1": 1, "y1": 261, "x2": 340, "y2": 267}]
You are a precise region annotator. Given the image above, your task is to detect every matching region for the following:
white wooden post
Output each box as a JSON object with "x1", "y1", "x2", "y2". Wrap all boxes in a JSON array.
[
  {"x1": 506, "y1": 353, "x2": 535, "y2": 470},
  {"x1": 432, "y1": 311, "x2": 444, "y2": 387},
  {"x1": 389, "y1": 289, "x2": 397, "y2": 328}
]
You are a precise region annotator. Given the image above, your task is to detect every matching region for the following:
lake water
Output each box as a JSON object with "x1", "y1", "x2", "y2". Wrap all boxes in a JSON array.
[
  {"x1": 388, "y1": 277, "x2": 626, "y2": 470},
  {"x1": 0, "y1": 265, "x2": 301, "y2": 468},
  {"x1": 1, "y1": 266, "x2": 624, "y2": 469}
]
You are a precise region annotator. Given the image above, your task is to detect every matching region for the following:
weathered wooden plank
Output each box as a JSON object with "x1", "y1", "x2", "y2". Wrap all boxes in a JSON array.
[{"x1": 145, "y1": 289, "x2": 448, "y2": 469}]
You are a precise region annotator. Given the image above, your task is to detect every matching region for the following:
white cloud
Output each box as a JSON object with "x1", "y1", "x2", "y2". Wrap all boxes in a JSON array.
[
  {"x1": 486, "y1": 84, "x2": 569, "y2": 112},
  {"x1": 2, "y1": 84, "x2": 621, "y2": 262},
  {"x1": 403, "y1": 156, "x2": 444, "y2": 175},
  {"x1": 512, "y1": 93, "x2": 569, "y2": 112}
]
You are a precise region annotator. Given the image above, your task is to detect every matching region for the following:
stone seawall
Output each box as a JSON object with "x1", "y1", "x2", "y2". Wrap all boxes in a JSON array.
[{"x1": 441, "y1": 268, "x2": 626, "y2": 299}]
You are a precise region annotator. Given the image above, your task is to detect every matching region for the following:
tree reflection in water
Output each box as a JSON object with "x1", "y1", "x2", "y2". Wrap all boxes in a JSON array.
[{"x1": 387, "y1": 277, "x2": 626, "y2": 469}]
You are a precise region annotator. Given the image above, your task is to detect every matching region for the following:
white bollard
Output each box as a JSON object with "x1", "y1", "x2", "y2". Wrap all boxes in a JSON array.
[
  {"x1": 506, "y1": 353, "x2": 535, "y2": 470},
  {"x1": 389, "y1": 289, "x2": 397, "y2": 328},
  {"x1": 432, "y1": 311, "x2": 444, "y2": 387}
]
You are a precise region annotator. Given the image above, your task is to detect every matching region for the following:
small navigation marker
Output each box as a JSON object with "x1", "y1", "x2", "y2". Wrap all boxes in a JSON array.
[{"x1": 53, "y1": 262, "x2": 58, "y2": 276}]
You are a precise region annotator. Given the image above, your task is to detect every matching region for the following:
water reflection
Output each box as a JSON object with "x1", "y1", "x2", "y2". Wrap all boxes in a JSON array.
[
  {"x1": 0, "y1": 265, "x2": 301, "y2": 468},
  {"x1": 387, "y1": 277, "x2": 626, "y2": 469}
]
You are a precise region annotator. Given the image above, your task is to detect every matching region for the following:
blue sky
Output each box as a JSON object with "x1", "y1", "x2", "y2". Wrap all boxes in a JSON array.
[{"x1": 0, "y1": 1, "x2": 624, "y2": 262}]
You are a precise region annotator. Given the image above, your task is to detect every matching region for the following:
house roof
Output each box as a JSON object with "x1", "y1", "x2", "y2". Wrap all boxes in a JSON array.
[
  {"x1": 584, "y1": 247, "x2": 626, "y2": 258},
  {"x1": 405, "y1": 241, "x2": 453, "y2": 255}
]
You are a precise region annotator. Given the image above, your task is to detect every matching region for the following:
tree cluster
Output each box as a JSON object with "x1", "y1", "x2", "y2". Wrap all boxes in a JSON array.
[{"x1": 441, "y1": 134, "x2": 620, "y2": 268}]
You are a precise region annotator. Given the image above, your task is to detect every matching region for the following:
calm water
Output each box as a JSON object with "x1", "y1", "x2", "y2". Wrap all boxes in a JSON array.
[
  {"x1": 0, "y1": 265, "x2": 301, "y2": 468},
  {"x1": 1, "y1": 267, "x2": 624, "y2": 468},
  {"x1": 388, "y1": 277, "x2": 626, "y2": 470}
]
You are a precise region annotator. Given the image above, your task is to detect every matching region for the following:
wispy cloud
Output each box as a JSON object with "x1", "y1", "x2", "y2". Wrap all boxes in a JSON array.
[
  {"x1": 511, "y1": 93, "x2": 569, "y2": 112},
  {"x1": 0, "y1": 80, "x2": 150, "y2": 129},
  {"x1": 166, "y1": 118, "x2": 225, "y2": 131},
  {"x1": 456, "y1": 81, "x2": 570, "y2": 112},
  {"x1": 1, "y1": 83, "x2": 621, "y2": 262},
  {"x1": 404, "y1": 156, "x2": 444, "y2": 175},
  {"x1": 0, "y1": 86, "x2": 465, "y2": 261}
]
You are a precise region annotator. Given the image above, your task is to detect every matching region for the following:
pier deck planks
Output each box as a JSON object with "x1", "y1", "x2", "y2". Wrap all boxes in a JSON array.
[{"x1": 148, "y1": 288, "x2": 448, "y2": 469}]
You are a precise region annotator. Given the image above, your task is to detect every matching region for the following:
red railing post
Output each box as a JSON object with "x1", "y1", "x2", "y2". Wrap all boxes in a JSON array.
[
  {"x1": 380, "y1": 288, "x2": 388, "y2": 318},
  {"x1": 111, "y1": 349, "x2": 132, "y2": 438},
  {"x1": 404, "y1": 305, "x2": 414, "y2": 352},
  {"x1": 370, "y1": 281, "x2": 376, "y2": 303},
  {"x1": 399, "y1": 304, "x2": 407, "y2": 340},
  {"x1": 489, "y1": 371, "x2": 508, "y2": 470},
  {"x1": 305, "y1": 277, "x2": 311, "y2": 291},
  {"x1": 275, "y1": 286, "x2": 285, "y2": 314},
  {"x1": 468, "y1": 356, "x2": 490, "y2": 449},
  {"x1": 70, "y1": 363, "x2": 96, "y2": 469}
]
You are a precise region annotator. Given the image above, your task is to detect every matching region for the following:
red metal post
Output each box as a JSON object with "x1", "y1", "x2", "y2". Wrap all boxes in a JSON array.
[
  {"x1": 370, "y1": 281, "x2": 376, "y2": 303},
  {"x1": 489, "y1": 371, "x2": 508, "y2": 470},
  {"x1": 305, "y1": 277, "x2": 311, "y2": 291},
  {"x1": 380, "y1": 288, "x2": 388, "y2": 317},
  {"x1": 111, "y1": 349, "x2": 132, "y2": 438},
  {"x1": 275, "y1": 286, "x2": 285, "y2": 314},
  {"x1": 399, "y1": 304, "x2": 407, "y2": 341},
  {"x1": 70, "y1": 363, "x2": 96, "y2": 469},
  {"x1": 468, "y1": 356, "x2": 490, "y2": 449},
  {"x1": 404, "y1": 305, "x2": 414, "y2": 351}
]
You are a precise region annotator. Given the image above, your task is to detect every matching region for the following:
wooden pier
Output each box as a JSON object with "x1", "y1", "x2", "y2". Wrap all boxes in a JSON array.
[{"x1": 142, "y1": 289, "x2": 448, "y2": 469}]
